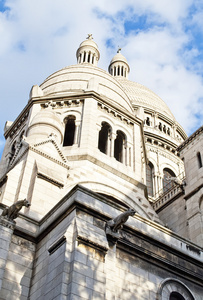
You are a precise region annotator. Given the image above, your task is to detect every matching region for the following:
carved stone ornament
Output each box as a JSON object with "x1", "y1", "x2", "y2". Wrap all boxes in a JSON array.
[
  {"x1": 105, "y1": 208, "x2": 136, "y2": 243},
  {"x1": 1, "y1": 199, "x2": 30, "y2": 223},
  {"x1": 0, "y1": 216, "x2": 16, "y2": 229}
]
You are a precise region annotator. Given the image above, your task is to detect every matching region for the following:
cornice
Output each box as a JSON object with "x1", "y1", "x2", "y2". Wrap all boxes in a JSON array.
[{"x1": 177, "y1": 125, "x2": 203, "y2": 151}]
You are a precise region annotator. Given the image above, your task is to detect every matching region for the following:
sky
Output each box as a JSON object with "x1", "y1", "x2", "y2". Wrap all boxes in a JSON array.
[{"x1": 0, "y1": 0, "x2": 203, "y2": 159}]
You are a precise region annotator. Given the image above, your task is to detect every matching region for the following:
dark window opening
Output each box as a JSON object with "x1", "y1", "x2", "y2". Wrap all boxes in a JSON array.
[
  {"x1": 146, "y1": 117, "x2": 150, "y2": 126},
  {"x1": 170, "y1": 292, "x2": 185, "y2": 300},
  {"x1": 114, "y1": 130, "x2": 125, "y2": 162},
  {"x1": 118, "y1": 66, "x2": 120, "y2": 76},
  {"x1": 159, "y1": 122, "x2": 162, "y2": 131},
  {"x1": 83, "y1": 52, "x2": 86, "y2": 62},
  {"x1": 98, "y1": 122, "x2": 111, "y2": 154},
  {"x1": 63, "y1": 116, "x2": 76, "y2": 146},
  {"x1": 163, "y1": 125, "x2": 166, "y2": 133},
  {"x1": 197, "y1": 152, "x2": 202, "y2": 168},
  {"x1": 146, "y1": 162, "x2": 154, "y2": 197},
  {"x1": 88, "y1": 53, "x2": 91, "y2": 63},
  {"x1": 163, "y1": 168, "x2": 176, "y2": 193}
]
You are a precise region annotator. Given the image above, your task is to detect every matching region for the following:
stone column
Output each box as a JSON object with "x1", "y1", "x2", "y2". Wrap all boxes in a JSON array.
[
  {"x1": 0, "y1": 217, "x2": 15, "y2": 290},
  {"x1": 74, "y1": 121, "x2": 81, "y2": 145},
  {"x1": 111, "y1": 132, "x2": 116, "y2": 158}
]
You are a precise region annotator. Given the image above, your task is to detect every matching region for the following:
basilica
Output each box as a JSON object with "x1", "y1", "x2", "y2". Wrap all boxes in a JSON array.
[{"x1": 0, "y1": 35, "x2": 202, "y2": 300}]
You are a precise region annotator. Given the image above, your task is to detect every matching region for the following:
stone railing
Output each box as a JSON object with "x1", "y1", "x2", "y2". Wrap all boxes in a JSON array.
[{"x1": 153, "y1": 185, "x2": 183, "y2": 212}]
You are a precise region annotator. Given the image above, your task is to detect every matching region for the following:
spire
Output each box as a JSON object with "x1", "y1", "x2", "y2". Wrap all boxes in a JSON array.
[
  {"x1": 108, "y1": 49, "x2": 130, "y2": 79},
  {"x1": 76, "y1": 34, "x2": 100, "y2": 66}
]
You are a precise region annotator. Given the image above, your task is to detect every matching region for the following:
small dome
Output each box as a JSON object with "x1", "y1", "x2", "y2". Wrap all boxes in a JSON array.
[
  {"x1": 27, "y1": 110, "x2": 63, "y2": 143},
  {"x1": 109, "y1": 50, "x2": 129, "y2": 65},
  {"x1": 76, "y1": 34, "x2": 100, "y2": 66},
  {"x1": 108, "y1": 49, "x2": 130, "y2": 79}
]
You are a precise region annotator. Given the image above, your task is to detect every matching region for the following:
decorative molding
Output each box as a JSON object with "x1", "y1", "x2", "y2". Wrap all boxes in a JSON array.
[
  {"x1": 33, "y1": 137, "x2": 68, "y2": 163},
  {"x1": 9, "y1": 112, "x2": 29, "y2": 138},
  {"x1": 98, "y1": 102, "x2": 134, "y2": 126},
  {"x1": 177, "y1": 125, "x2": 203, "y2": 151},
  {"x1": 40, "y1": 99, "x2": 83, "y2": 109},
  {"x1": 0, "y1": 216, "x2": 16, "y2": 230},
  {"x1": 157, "y1": 278, "x2": 195, "y2": 300},
  {"x1": 37, "y1": 172, "x2": 64, "y2": 188}
]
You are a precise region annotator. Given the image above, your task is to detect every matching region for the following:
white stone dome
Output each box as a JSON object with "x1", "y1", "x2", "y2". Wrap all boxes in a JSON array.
[
  {"x1": 117, "y1": 77, "x2": 175, "y2": 120},
  {"x1": 76, "y1": 34, "x2": 100, "y2": 66},
  {"x1": 109, "y1": 51, "x2": 129, "y2": 66},
  {"x1": 27, "y1": 110, "x2": 63, "y2": 143},
  {"x1": 40, "y1": 64, "x2": 134, "y2": 113},
  {"x1": 108, "y1": 49, "x2": 130, "y2": 79}
]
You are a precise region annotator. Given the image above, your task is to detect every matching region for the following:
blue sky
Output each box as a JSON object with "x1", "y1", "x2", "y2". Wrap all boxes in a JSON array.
[{"x1": 0, "y1": 0, "x2": 203, "y2": 159}]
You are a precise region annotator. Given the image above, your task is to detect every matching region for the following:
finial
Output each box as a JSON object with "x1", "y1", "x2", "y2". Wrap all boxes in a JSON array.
[
  {"x1": 87, "y1": 34, "x2": 93, "y2": 40},
  {"x1": 117, "y1": 47, "x2": 121, "y2": 53}
]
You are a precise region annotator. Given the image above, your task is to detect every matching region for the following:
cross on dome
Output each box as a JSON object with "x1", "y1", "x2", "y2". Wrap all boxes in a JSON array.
[
  {"x1": 87, "y1": 34, "x2": 93, "y2": 40},
  {"x1": 117, "y1": 47, "x2": 122, "y2": 53}
]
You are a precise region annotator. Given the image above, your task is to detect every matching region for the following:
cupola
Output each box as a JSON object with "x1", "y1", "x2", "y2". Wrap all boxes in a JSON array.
[
  {"x1": 108, "y1": 48, "x2": 130, "y2": 79},
  {"x1": 76, "y1": 34, "x2": 100, "y2": 66}
]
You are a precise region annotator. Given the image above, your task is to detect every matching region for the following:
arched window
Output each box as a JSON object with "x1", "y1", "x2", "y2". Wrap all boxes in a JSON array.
[
  {"x1": 146, "y1": 162, "x2": 154, "y2": 197},
  {"x1": 118, "y1": 66, "x2": 120, "y2": 76},
  {"x1": 163, "y1": 168, "x2": 176, "y2": 193},
  {"x1": 146, "y1": 117, "x2": 150, "y2": 126},
  {"x1": 157, "y1": 278, "x2": 195, "y2": 300},
  {"x1": 83, "y1": 51, "x2": 86, "y2": 62},
  {"x1": 63, "y1": 115, "x2": 76, "y2": 146},
  {"x1": 159, "y1": 122, "x2": 162, "y2": 131},
  {"x1": 114, "y1": 130, "x2": 126, "y2": 163},
  {"x1": 170, "y1": 292, "x2": 185, "y2": 300},
  {"x1": 197, "y1": 152, "x2": 202, "y2": 168},
  {"x1": 98, "y1": 122, "x2": 111, "y2": 154},
  {"x1": 87, "y1": 52, "x2": 91, "y2": 63}
]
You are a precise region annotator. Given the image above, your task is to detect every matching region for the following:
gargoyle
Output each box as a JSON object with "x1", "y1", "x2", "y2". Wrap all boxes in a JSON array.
[
  {"x1": 166, "y1": 176, "x2": 186, "y2": 191},
  {"x1": 1, "y1": 199, "x2": 30, "y2": 222},
  {"x1": 106, "y1": 208, "x2": 136, "y2": 233}
]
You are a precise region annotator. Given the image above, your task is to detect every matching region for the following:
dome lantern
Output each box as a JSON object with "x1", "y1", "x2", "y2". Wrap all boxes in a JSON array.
[
  {"x1": 76, "y1": 34, "x2": 100, "y2": 66},
  {"x1": 108, "y1": 48, "x2": 130, "y2": 79}
]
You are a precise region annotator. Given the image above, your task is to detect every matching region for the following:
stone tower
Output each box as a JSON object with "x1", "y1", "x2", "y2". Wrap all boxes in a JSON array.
[{"x1": 0, "y1": 35, "x2": 202, "y2": 300}]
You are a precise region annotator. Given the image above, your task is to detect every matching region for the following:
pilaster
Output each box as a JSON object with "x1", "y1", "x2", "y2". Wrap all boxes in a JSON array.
[{"x1": 0, "y1": 217, "x2": 15, "y2": 290}]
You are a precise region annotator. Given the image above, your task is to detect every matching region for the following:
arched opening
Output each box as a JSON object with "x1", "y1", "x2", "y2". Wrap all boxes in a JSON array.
[
  {"x1": 118, "y1": 66, "x2": 120, "y2": 76},
  {"x1": 170, "y1": 292, "x2": 185, "y2": 300},
  {"x1": 146, "y1": 162, "x2": 154, "y2": 197},
  {"x1": 163, "y1": 168, "x2": 176, "y2": 193},
  {"x1": 87, "y1": 52, "x2": 91, "y2": 63},
  {"x1": 98, "y1": 122, "x2": 111, "y2": 154},
  {"x1": 146, "y1": 117, "x2": 150, "y2": 126},
  {"x1": 197, "y1": 152, "x2": 202, "y2": 168},
  {"x1": 114, "y1": 130, "x2": 126, "y2": 163},
  {"x1": 63, "y1": 115, "x2": 76, "y2": 146},
  {"x1": 83, "y1": 51, "x2": 86, "y2": 62}
]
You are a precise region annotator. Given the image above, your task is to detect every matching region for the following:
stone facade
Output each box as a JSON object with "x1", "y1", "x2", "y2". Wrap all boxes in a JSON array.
[{"x1": 0, "y1": 35, "x2": 202, "y2": 299}]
